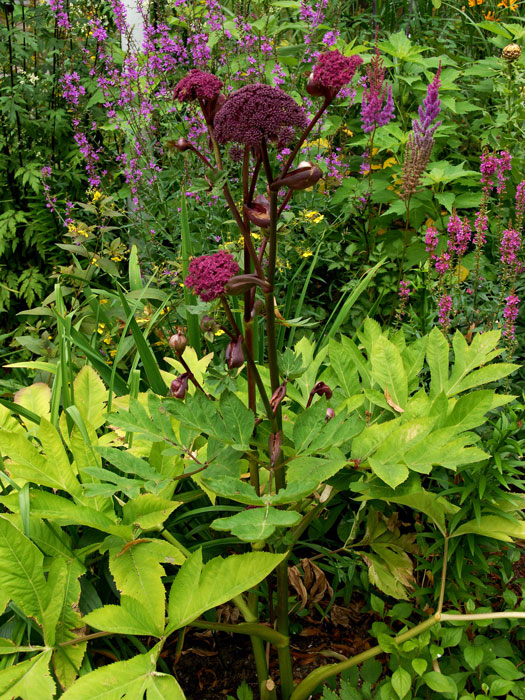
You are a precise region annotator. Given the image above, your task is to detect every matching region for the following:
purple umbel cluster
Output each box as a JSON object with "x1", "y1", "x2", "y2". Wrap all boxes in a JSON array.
[
  {"x1": 361, "y1": 49, "x2": 395, "y2": 133},
  {"x1": 213, "y1": 83, "x2": 307, "y2": 147},
  {"x1": 312, "y1": 49, "x2": 363, "y2": 90},
  {"x1": 185, "y1": 251, "x2": 240, "y2": 302},
  {"x1": 173, "y1": 69, "x2": 224, "y2": 102},
  {"x1": 401, "y1": 66, "x2": 442, "y2": 200}
]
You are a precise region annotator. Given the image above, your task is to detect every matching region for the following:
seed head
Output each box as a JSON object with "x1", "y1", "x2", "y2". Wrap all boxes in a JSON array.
[
  {"x1": 173, "y1": 69, "x2": 223, "y2": 102},
  {"x1": 185, "y1": 251, "x2": 240, "y2": 302},
  {"x1": 502, "y1": 44, "x2": 521, "y2": 62}
]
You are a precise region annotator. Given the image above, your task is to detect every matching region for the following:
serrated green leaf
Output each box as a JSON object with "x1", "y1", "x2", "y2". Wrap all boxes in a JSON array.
[
  {"x1": 83, "y1": 595, "x2": 164, "y2": 636},
  {"x1": 61, "y1": 650, "x2": 154, "y2": 699},
  {"x1": 167, "y1": 550, "x2": 285, "y2": 632},
  {"x1": 0, "y1": 651, "x2": 55, "y2": 700},
  {"x1": 39, "y1": 419, "x2": 82, "y2": 497},
  {"x1": 451, "y1": 515, "x2": 525, "y2": 542},
  {"x1": 121, "y1": 494, "x2": 180, "y2": 530},
  {"x1": 211, "y1": 507, "x2": 301, "y2": 541},
  {"x1": 146, "y1": 674, "x2": 186, "y2": 699},
  {"x1": 73, "y1": 366, "x2": 107, "y2": 429},
  {"x1": 371, "y1": 336, "x2": 408, "y2": 410},
  {"x1": 427, "y1": 327, "x2": 449, "y2": 398},
  {"x1": 13, "y1": 383, "x2": 51, "y2": 422}
]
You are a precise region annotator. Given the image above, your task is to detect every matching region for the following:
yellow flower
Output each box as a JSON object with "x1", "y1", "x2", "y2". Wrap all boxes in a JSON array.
[
  {"x1": 497, "y1": 0, "x2": 518, "y2": 9},
  {"x1": 483, "y1": 10, "x2": 499, "y2": 19},
  {"x1": 304, "y1": 211, "x2": 324, "y2": 224},
  {"x1": 301, "y1": 249, "x2": 313, "y2": 258},
  {"x1": 111, "y1": 255, "x2": 123, "y2": 262},
  {"x1": 100, "y1": 298, "x2": 108, "y2": 305},
  {"x1": 342, "y1": 127, "x2": 354, "y2": 136},
  {"x1": 109, "y1": 349, "x2": 117, "y2": 357},
  {"x1": 103, "y1": 336, "x2": 112, "y2": 345},
  {"x1": 468, "y1": 0, "x2": 484, "y2": 6},
  {"x1": 92, "y1": 191, "x2": 103, "y2": 203},
  {"x1": 215, "y1": 329, "x2": 225, "y2": 336},
  {"x1": 97, "y1": 323, "x2": 105, "y2": 334}
]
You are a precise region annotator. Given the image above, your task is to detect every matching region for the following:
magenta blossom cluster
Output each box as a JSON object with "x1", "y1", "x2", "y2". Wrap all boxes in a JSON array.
[
  {"x1": 214, "y1": 84, "x2": 307, "y2": 147},
  {"x1": 425, "y1": 225, "x2": 439, "y2": 253},
  {"x1": 480, "y1": 151, "x2": 512, "y2": 196},
  {"x1": 185, "y1": 251, "x2": 240, "y2": 302},
  {"x1": 361, "y1": 49, "x2": 395, "y2": 133},
  {"x1": 435, "y1": 251, "x2": 451, "y2": 276},
  {"x1": 500, "y1": 228, "x2": 521, "y2": 271},
  {"x1": 474, "y1": 211, "x2": 488, "y2": 248},
  {"x1": 46, "y1": 0, "x2": 69, "y2": 29},
  {"x1": 447, "y1": 213, "x2": 471, "y2": 258},
  {"x1": 312, "y1": 50, "x2": 363, "y2": 90},
  {"x1": 503, "y1": 294, "x2": 519, "y2": 339},
  {"x1": 398, "y1": 280, "x2": 411, "y2": 299},
  {"x1": 438, "y1": 294, "x2": 453, "y2": 330}
]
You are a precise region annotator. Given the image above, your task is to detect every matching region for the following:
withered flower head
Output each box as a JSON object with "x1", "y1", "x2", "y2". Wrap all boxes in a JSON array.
[
  {"x1": 243, "y1": 195, "x2": 270, "y2": 228},
  {"x1": 226, "y1": 335, "x2": 244, "y2": 369},
  {"x1": 214, "y1": 83, "x2": 307, "y2": 147},
  {"x1": 170, "y1": 373, "x2": 189, "y2": 399},
  {"x1": 173, "y1": 69, "x2": 224, "y2": 102},
  {"x1": 310, "y1": 50, "x2": 363, "y2": 98},
  {"x1": 185, "y1": 251, "x2": 240, "y2": 302}
]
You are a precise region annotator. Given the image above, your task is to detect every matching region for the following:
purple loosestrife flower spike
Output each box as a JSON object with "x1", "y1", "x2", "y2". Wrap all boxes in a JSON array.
[
  {"x1": 185, "y1": 251, "x2": 240, "y2": 302},
  {"x1": 438, "y1": 294, "x2": 453, "y2": 331},
  {"x1": 447, "y1": 212, "x2": 471, "y2": 258},
  {"x1": 425, "y1": 225, "x2": 439, "y2": 254},
  {"x1": 516, "y1": 181, "x2": 525, "y2": 232},
  {"x1": 213, "y1": 83, "x2": 307, "y2": 147},
  {"x1": 361, "y1": 48, "x2": 395, "y2": 133},
  {"x1": 500, "y1": 228, "x2": 521, "y2": 271},
  {"x1": 401, "y1": 66, "x2": 442, "y2": 201},
  {"x1": 503, "y1": 294, "x2": 519, "y2": 339}
]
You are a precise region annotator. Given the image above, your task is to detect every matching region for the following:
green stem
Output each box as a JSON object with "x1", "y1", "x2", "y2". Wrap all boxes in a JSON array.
[
  {"x1": 276, "y1": 558, "x2": 294, "y2": 700},
  {"x1": 157, "y1": 528, "x2": 191, "y2": 558},
  {"x1": 437, "y1": 535, "x2": 448, "y2": 614},
  {"x1": 189, "y1": 620, "x2": 289, "y2": 648}
]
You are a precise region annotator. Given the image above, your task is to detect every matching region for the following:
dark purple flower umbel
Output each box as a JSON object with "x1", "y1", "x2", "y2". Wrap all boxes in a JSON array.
[
  {"x1": 185, "y1": 251, "x2": 240, "y2": 302},
  {"x1": 174, "y1": 69, "x2": 223, "y2": 102},
  {"x1": 308, "y1": 50, "x2": 363, "y2": 99},
  {"x1": 213, "y1": 83, "x2": 307, "y2": 147},
  {"x1": 174, "y1": 70, "x2": 224, "y2": 124}
]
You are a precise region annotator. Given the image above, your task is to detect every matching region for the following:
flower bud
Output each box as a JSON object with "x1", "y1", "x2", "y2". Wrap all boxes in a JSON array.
[
  {"x1": 306, "y1": 381, "x2": 333, "y2": 407},
  {"x1": 170, "y1": 373, "x2": 189, "y2": 399},
  {"x1": 243, "y1": 195, "x2": 271, "y2": 229},
  {"x1": 169, "y1": 332, "x2": 187, "y2": 354},
  {"x1": 325, "y1": 407, "x2": 335, "y2": 422},
  {"x1": 270, "y1": 383, "x2": 287, "y2": 413},
  {"x1": 174, "y1": 137, "x2": 191, "y2": 152},
  {"x1": 306, "y1": 72, "x2": 326, "y2": 98},
  {"x1": 226, "y1": 335, "x2": 244, "y2": 369},
  {"x1": 270, "y1": 161, "x2": 322, "y2": 192},
  {"x1": 502, "y1": 43, "x2": 521, "y2": 62},
  {"x1": 224, "y1": 274, "x2": 272, "y2": 295},
  {"x1": 269, "y1": 431, "x2": 282, "y2": 467}
]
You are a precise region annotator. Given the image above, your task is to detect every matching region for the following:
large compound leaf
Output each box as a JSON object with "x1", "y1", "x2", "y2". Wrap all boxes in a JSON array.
[
  {"x1": 0, "y1": 517, "x2": 50, "y2": 623},
  {"x1": 73, "y1": 366, "x2": 107, "y2": 429},
  {"x1": 0, "y1": 651, "x2": 55, "y2": 700},
  {"x1": 371, "y1": 336, "x2": 408, "y2": 410},
  {"x1": 83, "y1": 595, "x2": 164, "y2": 637},
  {"x1": 427, "y1": 327, "x2": 449, "y2": 398},
  {"x1": 61, "y1": 651, "x2": 154, "y2": 700},
  {"x1": 167, "y1": 550, "x2": 285, "y2": 633}
]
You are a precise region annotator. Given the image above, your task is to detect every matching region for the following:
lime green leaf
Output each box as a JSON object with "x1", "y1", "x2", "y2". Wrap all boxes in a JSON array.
[
  {"x1": 13, "y1": 383, "x2": 51, "y2": 423},
  {"x1": 167, "y1": 550, "x2": 285, "y2": 632},
  {"x1": 427, "y1": 327, "x2": 449, "y2": 398},
  {"x1": 147, "y1": 674, "x2": 186, "y2": 699},
  {"x1": 422, "y1": 671, "x2": 457, "y2": 698},
  {"x1": 0, "y1": 517, "x2": 50, "y2": 622},
  {"x1": 392, "y1": 666, "x2": 411, "y2": 698},
  {"x1": 451, "y1": 515, "x2": 525, "y2": 542},
  {"x1": 83, "y1": 595, "x2": 164, "y2": 636},
  {"x1": 211, "y1": 507, "x2": 301, "y2": 542},
  {"x1": 61, "y1": 651, "x2": 154, "y2": 700},
  {"x1": 412, "y1": 658, "x2": 428, "y2": 676},
  {"x1": 0, "y1": 428, "x2": 64, "y2": 491},
  {"x1": 73, "y1": 366, "x2": 107, "y2": 429},
  {"x1": 0, "y1": 651, "x2": 55, "y2": 700},
  {"x1": 39, "y1": 419, "x2": 82, "y2": 497},
  {"x1": 121, "y1": 494, "x2": 180, "y2": 531},
  {"x1": 371, "y1": 336, "x2": 408, "y2": 409}
]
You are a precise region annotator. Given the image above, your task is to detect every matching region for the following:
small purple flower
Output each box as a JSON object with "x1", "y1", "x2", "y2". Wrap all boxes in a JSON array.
[
  {"x1": 480, "y1": 150, "x2": 512, "y2": 196},
  {"x1": 434, "y1": 251, "x2": 451, "y2": 276},
  {"x1": 438, "y1": 294, "x2": 453, "y2": 331},
  {"x1": 474, "y1": 211, "x2": 488, "y2": 248},
  {"x1": 361, "y1": 48, "x2": 395, "y2": 133},
  {"x1": 496, "y1": 151, "x2": 512, "y2": 195},
  {"x1": 185, "y1": 251, "x2": 240, "y2": 301},
  {"x1": 401, "y1": 66, "x2": 441, "y2": 200},
  {"x1": 41, "y1": 166, "x2": 52, "y2": 179},
  {"x1": 503, "y1": 294, "x2": 519, "y2": 339},
  {"x1": 425, "y1": 225, "x2": 439, "y2": 253},
  {"x1": 398, "y1": 280, "x2": 411, "y2": 299},
  {"x1": 500, "y1": 228, "x2": 521, "y2": 270},
  {"x1": 213, "y1": 83, "x2": 307, "y2": 147},
  {"x1": 447, "y1": 213, "x2": 471, "y2": 258}
]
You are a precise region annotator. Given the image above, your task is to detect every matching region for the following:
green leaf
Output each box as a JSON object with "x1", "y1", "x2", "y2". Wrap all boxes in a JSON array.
[
  {"x1": 38, "y1": 419, "x2": 82, "y2": 497},
  {"x1": 167, "y1": 550, "x2": 285, "y2": 632},
  {"x1": 463, "y1": 644, "x2": 483, "y2": 670},
  {"x1": 218, "y1": 391, "x2": 255, "y2": 450},
  {"x1": 0, "y1": 428, "x2": 62, "y2": 491},
  {"x1": 392, "y1": 666, "x2": 411, "y2": 698},
  {"x1": 427, "y1": 327, "x2": 449, "y2": 398},
  {"x1": 328, "y1": 339, "x2": 359, "y2": 397},
  {"x1": 489, "y1": 658, "x2": 524, "y2": 680},
  {"x1": 83, "y1": 595, "x2": 164, "y2": 636},
  {"x1": 490, "y1": 678, "x2": 515, "y2": 696},
  {"x1": 422, "y1": 672, "x2": 457, "y2": 698},
  {"x1": 412, "y1": 658, "x2": 427, "y2": 676},
  {"x1": 371, "y1": 336, "x2": 408, "y2": 410},
  {"x1": 61, "y1": 650, "x2": 155, "y2": 699},
  {"x1": 0, "y1": 517, "x2": 50, "y2": 623},
  {"x1": 73, "y1": 366, "x2": 107, "y2": 429},
  {"x1": 452, "y1": 363, "x2": 519, "y2": 394},
  {"x1": 0, "y1": 651, "x2": 55, "y2": 700},
  {"x1": 13, "y1": 383, "x2": 51, "y2": 422},
  {"x1": 121, "y1": 494, "x2": 180, "y2": 530},
  {"x1": 146, "y1": 674, "x2": 186, "y2": 699},
  {"x1": 211, "y1": 507, "x2": 301, "y2": 542},
  {"x1": 128, "y1": 245, "x2": 143, "y2": 292},
  {"x1": 368, "y1": 460, "x2": 409, "y2": 489},
  {"x1": 451, "y1": 515, "x2": 525, "y2": 542}
]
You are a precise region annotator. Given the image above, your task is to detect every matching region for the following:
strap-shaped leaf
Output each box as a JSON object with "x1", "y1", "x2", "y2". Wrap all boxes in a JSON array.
[{"x1": 167, "y1": 550, "x2": 285, "y2": 633}]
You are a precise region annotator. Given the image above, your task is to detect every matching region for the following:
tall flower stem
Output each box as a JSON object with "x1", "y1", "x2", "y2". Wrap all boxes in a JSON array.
[{"x1": 279, "y1": 98, "x2": 330, "y2": 179}]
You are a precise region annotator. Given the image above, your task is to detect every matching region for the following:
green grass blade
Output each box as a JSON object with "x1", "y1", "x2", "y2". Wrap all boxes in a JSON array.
[{"x1": 287, "y1": 238, "x2": 324, "y2": 351}]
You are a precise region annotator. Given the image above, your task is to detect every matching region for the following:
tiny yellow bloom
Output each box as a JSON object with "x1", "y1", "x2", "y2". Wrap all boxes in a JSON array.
[
  {"x1": 109, "y1": 349, "x2": 117, "y2": 357},
  {"x1": 92, "y1": 191, "x2": 103, "y2": 203},
  {"x1": 110, "y1": 255, "x2": 122, "y2": 262},
  {"x1": 100, "y1": 298, "x2": 108, "y2": 305},
  {"x1": 103, "y1": 336, "x2": 112, "y2": 345},
  {"x1": 301, "y1": 249, "x2": 313, "y2": 258},
  {"x1": 97, "y1": 323, "x2": 105, "y2": 334},
  {"x1": 215, "y1": 329, "x2": 225, "y2": 336}
]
